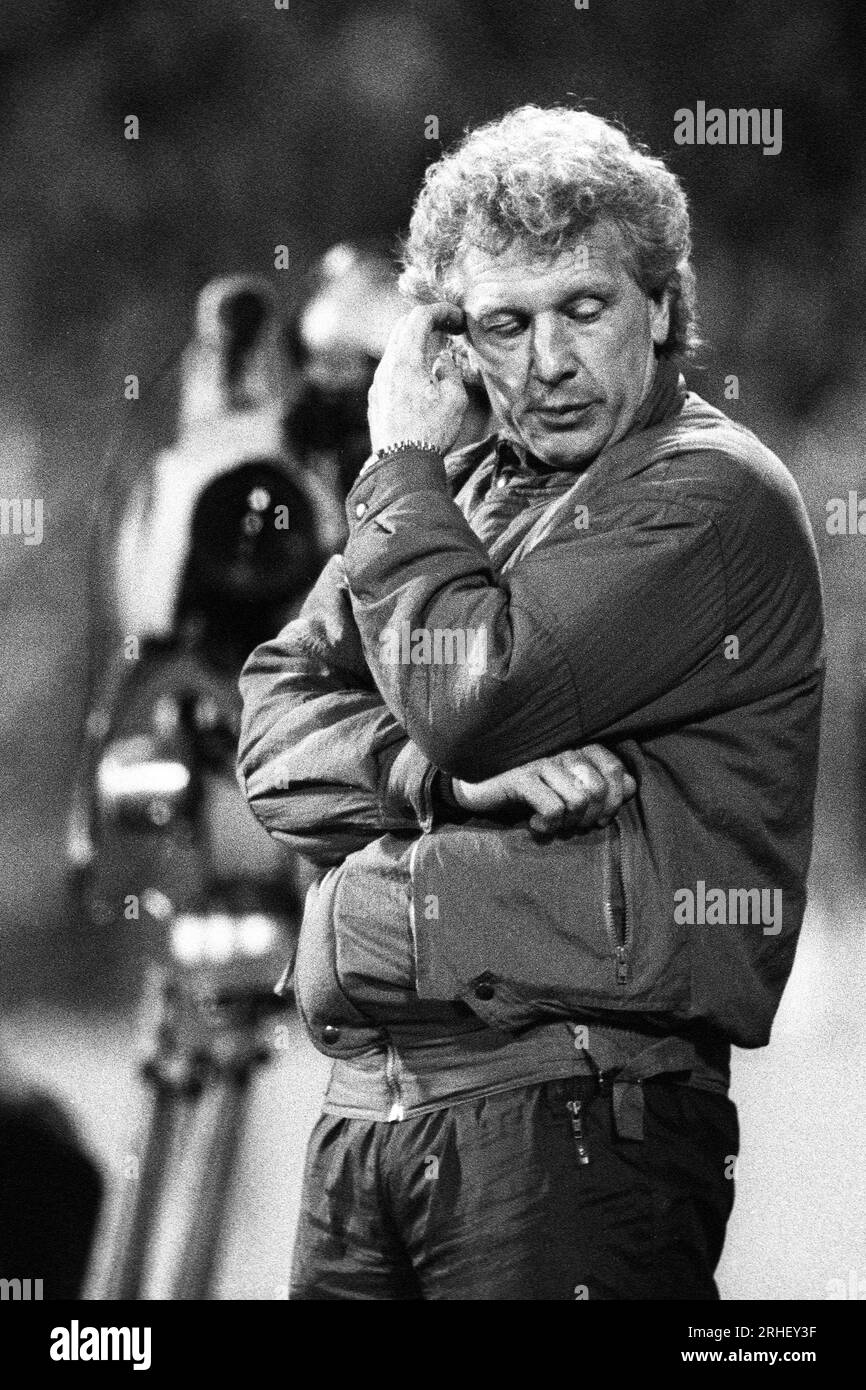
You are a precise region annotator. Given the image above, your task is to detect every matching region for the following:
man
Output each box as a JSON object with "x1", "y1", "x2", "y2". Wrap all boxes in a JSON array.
[{"x1": 238, "y1": 107, "x2": 824, "y2": 1300}]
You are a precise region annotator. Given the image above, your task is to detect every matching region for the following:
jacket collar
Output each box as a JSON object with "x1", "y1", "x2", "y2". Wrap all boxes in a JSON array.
[{"x1": 491, "y1": 354, "x2": 687, "y2": 480}]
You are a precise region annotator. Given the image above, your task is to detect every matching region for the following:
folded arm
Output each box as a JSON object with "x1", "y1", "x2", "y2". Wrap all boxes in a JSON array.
[
  {"x1": 238, "y1": 554, "x2": 437, "y2": 867},
  {"x1": 238, "y1": 552, "x2": 637, "y2": 865}
]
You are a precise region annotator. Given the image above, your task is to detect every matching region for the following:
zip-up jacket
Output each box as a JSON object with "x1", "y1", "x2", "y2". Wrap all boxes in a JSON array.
[{"x1": 238, "y1": 363, "x2": 824, "y2": 1123}]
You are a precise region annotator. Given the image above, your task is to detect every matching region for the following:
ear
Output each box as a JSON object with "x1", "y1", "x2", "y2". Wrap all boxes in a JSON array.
[{"x1": 649, "y1": 288, "x2": 671, "y2": 349}]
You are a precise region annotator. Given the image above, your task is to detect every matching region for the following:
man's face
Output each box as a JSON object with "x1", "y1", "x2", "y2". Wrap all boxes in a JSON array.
[{"x1": 457, "y1": 221, "x2": 671, "y2": 469}]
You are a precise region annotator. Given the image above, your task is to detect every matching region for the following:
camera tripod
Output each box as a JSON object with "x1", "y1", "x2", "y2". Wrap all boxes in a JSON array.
[{"x1": 89, "y1": 909, "x2": 289, "y2": 1301}]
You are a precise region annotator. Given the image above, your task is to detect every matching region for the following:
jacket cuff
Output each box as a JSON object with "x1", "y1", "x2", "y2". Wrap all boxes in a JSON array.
[
  {"x1": 379, "y1": 746, "x2": 472, "y2": 834},
  {"x1": 380, "y1": 740, "x2": 437, "y2": 833},
  {"x1": 430, "y1": 769, "x2": 475, "y2": 824},
  {"x1": 345, "y1": 447, "x2": 449, "y2": 533}
]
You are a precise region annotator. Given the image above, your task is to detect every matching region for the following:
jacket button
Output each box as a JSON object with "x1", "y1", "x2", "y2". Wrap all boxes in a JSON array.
[
  {"x1": 354, "y1": 502, "x2": 367, "y2": 519},
  {"x1": 473, "y1": 982, "x2": 495, "y2": 1001},
  {"x1": 321, "y1": 1024, "x2": 341, "y2": 1044}
]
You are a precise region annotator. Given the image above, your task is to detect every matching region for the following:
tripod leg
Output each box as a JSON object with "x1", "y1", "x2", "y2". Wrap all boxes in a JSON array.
[
  {"x1": 88, "y1": 971, "x2": 208, "y2": 1301},
  {"x1": 169, "y1": 1063, "x2": 255, "y2": 1300},
  {"x1": 99, "y1": 1083, "x2": 189, "y2": 1300}
]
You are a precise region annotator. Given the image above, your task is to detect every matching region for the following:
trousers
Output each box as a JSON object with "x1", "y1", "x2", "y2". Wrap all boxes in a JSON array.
[{"x1": 289, "y1": 1073, "x2": 739, "y2": 1300}]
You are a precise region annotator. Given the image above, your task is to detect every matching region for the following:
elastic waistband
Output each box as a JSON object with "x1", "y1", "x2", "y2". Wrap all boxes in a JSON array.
[{"x1": 322, "y1": 1018, "x2": 730, "y2": 1125}]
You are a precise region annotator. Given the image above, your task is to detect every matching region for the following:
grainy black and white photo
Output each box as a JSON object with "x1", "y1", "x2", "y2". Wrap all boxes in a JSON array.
[{"x1": 0, "y1": 0, "x2": 863, "y2": 1342}]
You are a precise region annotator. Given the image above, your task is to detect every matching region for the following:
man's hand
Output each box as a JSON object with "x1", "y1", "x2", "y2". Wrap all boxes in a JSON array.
[
  {"x1": 367, "y1": 303, "x2": 469, "y2": 455},
  {"x1": 449, "y1": 746, "x2": 637, "y2": 834}
]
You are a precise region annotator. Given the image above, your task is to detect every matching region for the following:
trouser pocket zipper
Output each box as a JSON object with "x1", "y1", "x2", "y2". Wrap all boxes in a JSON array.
[{"x1": 566, "y1": 1098, "x2": 590, "y2": 1165}]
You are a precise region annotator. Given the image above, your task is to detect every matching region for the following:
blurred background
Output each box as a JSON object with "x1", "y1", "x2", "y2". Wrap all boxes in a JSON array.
[{"x1": 1, "y1": 0, "x2": 864, "y2": 1299}]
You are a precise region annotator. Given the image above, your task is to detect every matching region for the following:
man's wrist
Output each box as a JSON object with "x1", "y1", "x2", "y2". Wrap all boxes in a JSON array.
[
  {"x1": 346, "y1": 445, "x2": 451, "y2": 530},
  {"x1": 369, "y1": 438, "x2": 445, "y2": 461},
  {"x1": 359, "y1": 439, "x2": 445, "y2": 480}
]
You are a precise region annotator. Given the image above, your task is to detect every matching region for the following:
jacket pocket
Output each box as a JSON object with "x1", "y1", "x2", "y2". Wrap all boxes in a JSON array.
[
  {"x1": 410, "y1": 807, "x2": 690, "y2": 1029},
  {"x1": 611, "y1": 797, "x2": 690, "y2": 1011},
  {"x1": 293, "y1": 869, "x2": 389, "y2": 1056}
]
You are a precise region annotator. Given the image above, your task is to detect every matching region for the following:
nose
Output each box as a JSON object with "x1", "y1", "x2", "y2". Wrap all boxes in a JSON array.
[{"x1": 530, "y1": 312, "x2": 577, "y2": 386}]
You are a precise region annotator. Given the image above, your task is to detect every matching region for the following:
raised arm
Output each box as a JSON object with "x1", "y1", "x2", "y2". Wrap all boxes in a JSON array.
[{"x1": 343, "y1": 449, "x2": 726, "y2": 781}]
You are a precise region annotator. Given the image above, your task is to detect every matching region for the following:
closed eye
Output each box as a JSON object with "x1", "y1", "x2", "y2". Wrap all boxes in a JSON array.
[
  {"x1": 479, "y1": 314, "x2": 526, "y2": 339},
  {"x1": 564, "y1": 297, "x2": 606, "y2": 322}
]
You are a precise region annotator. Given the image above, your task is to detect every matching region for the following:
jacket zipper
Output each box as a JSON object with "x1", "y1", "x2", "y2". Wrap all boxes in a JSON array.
[
  {"x1": 604, "y1": 819, "x2": 630, "y2": 987},
  {"x1": 418, "y1": 765, "x2": 437, "y2": 835},
  {"x1": 384, "y1": 1034, "x2": 405, "y2": 1122},
  {"x1": 392, "y1": 830, "x2": 430, "y2": 1124}
]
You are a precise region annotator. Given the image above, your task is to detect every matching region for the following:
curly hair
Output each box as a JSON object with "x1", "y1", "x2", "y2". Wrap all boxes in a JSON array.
[{"x1": 399, "y1": 106, "x2": 698, "y2": 358}]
